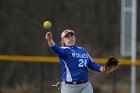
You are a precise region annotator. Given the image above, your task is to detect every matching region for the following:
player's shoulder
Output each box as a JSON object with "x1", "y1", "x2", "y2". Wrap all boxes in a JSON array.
[
  {"x1": 76, "y1": 46, "x2": 86, "y2": 50},
  {"x1": 76, "y1": 46, "x2": 82, "y2": 48},
  {"x1": 61, "y1": 46, "x2": 70, "y2": 49}
]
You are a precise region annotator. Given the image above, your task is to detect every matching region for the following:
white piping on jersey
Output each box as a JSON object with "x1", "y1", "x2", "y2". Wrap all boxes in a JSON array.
[
  {"x1": 87, "y1": 54, "x2": 93, "y2": 61},
  {"x1": 62, "y1": 59, "x2": 72, "y2": 82},
  {"x1": 77, "y1": 46, "x2": 82, "y2": 49},
  {"x1": 61, "y1": 47, "x2": 70, "y2": 49}
]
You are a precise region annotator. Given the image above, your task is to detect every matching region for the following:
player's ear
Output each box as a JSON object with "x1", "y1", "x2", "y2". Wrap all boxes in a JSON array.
[{"x1": 74, "y1": 37, "x2": 77, "y2": 44}]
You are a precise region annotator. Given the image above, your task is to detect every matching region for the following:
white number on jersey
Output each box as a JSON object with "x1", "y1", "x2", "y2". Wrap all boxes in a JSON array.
[{"x1": 78, "y1": 59, "x2": 87, "y2": 67}]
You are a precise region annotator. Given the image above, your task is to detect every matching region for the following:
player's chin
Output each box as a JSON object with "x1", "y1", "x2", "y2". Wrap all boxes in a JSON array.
[{"x1": 67, "y1": 43, "x2": 75, "y2": 46}]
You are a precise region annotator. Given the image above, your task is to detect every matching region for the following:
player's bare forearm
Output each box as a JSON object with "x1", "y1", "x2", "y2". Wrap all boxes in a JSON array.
[
  {"x1": 47, "y1": 39, "x2": 55, "y2": 47},
  {"x1": 45, "y1": 32, "x2": 55, "y2": 47}
]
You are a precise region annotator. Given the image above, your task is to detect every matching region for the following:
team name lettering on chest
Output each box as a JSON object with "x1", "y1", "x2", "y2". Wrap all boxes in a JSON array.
[{"x1": 72, "y1": 53, "x2": 88, "y2": 58}]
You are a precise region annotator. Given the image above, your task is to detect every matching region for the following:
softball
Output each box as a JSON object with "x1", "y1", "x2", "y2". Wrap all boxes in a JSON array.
[{"x1": 43, "y1": 21, "x2": 52, "y2": 29}]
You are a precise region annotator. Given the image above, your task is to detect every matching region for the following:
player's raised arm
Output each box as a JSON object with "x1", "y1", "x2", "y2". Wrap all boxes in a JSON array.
[{"x1": 45, "y1": 31, "x2": 65, "y2": 57}]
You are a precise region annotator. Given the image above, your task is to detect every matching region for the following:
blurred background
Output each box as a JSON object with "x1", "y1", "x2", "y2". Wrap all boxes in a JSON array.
[{"x1": 0, "y1": 0, "x2": 140, "y2": 93}]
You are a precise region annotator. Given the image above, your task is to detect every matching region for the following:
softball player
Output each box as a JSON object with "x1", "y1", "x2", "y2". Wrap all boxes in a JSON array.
[{"x1": 45, "y1": 29, "x2": 105, "y2": 93}]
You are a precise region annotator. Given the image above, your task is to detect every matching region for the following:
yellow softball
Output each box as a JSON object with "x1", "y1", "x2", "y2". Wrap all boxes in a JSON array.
[{"x1": 43, "y1": 21, "x2": 52, "y2": 29}]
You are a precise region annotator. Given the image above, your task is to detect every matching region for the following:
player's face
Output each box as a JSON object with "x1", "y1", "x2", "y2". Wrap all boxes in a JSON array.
[{"x1": 63, "y1": 33, "x2": 76, "y2": 46}]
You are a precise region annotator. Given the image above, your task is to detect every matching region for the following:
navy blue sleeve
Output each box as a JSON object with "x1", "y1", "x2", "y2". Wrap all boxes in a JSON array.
[
  {"x1": 87, "y1": 54, "x2": 101, "y2": 72},
  {"x1": 50, "y1": 45, "x2": 65, "y2": 57}
]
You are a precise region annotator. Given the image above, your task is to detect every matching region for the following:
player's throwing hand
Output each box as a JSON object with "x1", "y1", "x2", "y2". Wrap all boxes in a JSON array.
[{"x1": 45, "y1": 32, "x2": 53, "y2": 41}]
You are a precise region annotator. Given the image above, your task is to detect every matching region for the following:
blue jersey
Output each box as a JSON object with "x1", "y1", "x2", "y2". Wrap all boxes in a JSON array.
[{"x1": 51, "y1": 45, "x2": 101, "y2": 82}]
